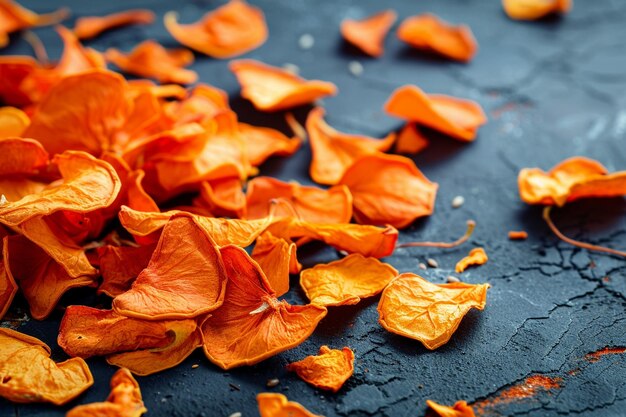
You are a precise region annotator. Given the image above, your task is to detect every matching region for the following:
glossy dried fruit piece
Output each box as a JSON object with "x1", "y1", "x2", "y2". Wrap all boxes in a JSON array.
[
  {"x1": 0, "y1": 328, "x2": 93, "y2": 405},
  {"x1": 395, "y1": 123, "x2": 429, "y2": 154},
  {"x1": 339, "y1": 153, "x2": 438, "y2": 228},
  {"x1": 301, "y1": 254, "x2": 397, "y2": 306},
  {"x1": 397, "y1": 13, "x2": 477, "y2": 62},
  {"x1": 246, "y1": 176, "x2": 353, "y2": 224},
  {"x1": 0, "y1": 137, "x2": 47, "y2": 176},
  {"x1": 165, "y1": 0, "x2": 267, "y2": 58},
  {"x1": 230, "y1": 60, "x2": 337, "y2": 112},
  {"x1": 0, "y1": 106, "x2": 29, "y2": 137},
  {"x1": 5, "y1": 235, "x2": 95, "y2": 320},
  {"x1": 307, "y1": 107, "x2": 395, "y2": 185},
  {"x1": 340, "y1": 10, "x2": 397, "y2": 57},
  {"x1": 113, "y1": 215, "x2": 227, "y2": 320},
  {"x1": 427, "y1": 400, "x2": 476, "y2": 417},
  {"x1": 106, "y1": 40, "x2": 198, "y2": 85},
  {"x1": 58, "y1": 306, "x2": 174, "y2": 358},
  {"x1": 74, "y1": 9, "x2": 155, "y2": 40},
  {"x1": 252, "y1": 232, "x2": 300, "y2": 297},
  {"x1": 0, "y1": 235, "x2": 17, "y2": 319},
  {"x1": 268, "y1": 217, "x2": 398, "y2": 258},
  {"x1": 195, "y1": 177, "x2": 246, "y2": 218},
  {"x1": 0, "y1": 151, "x2": 121, "y2": 226},
  {"x1": 503, "y1": 0, "x2": 571, "y2": 20},
  {"x1": 66, "y1": 368, "x2": 146, "y2": 417},
  {"x1": 202, "y1": 245, "x2": 327, "y2": 369},
  {"x1": 126, "y1": 169, "x2": 159, "y2": 213},
  {"x1": 287, "y1": 346, "x2": 354, "y2": 392},
  {"x1": 0, "y1": 0, "x2": 68, "y2": 47},
  {"x1": 518, "y1": 157, "x2": 626, "y2": 206},
  {"x1": 107, "y1": 319, "x2": 202, "y2": 376},
  {"x1": 455, "y1": 247, "x2": 488, "y2": 273},
  {"x1": 378, "y1": 273, "x2": 489, "y2": 349},
  {"x1": 119, "y1": 206, "x2": 272, "y2": 247},
  {"x1": 385, "y1": 85, "x2": 487, "y2": 141},
  {"x1": 257, "y1": 393, "x2": 323, "y2": 417},
  {"x1": 239, "y1": 122, "x2": 302, "y2": 166}
]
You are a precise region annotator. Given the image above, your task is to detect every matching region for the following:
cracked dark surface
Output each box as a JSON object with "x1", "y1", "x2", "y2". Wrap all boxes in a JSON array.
[{"x1": 1, "y1": 0, "x2": 626, "y2": 416}]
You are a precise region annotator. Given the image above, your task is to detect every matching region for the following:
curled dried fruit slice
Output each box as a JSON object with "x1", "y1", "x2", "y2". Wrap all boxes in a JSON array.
[
  {"x1": 58, "y1": 306, "x2": 175, "y2": 358},
  {"x1": 74, "y1": 9, "x2": 155, "y2": 40},
  {"x1": 0, "y1": 235, "x2": 17, "y2": 319},
  {"x1": 300, "y1": 254, "x2": 397, "y2": 306},
  {"x1": 378, "y1": 273, "x2": 489, "y2": 349},
  {"x1": 0, "y1": 328, "x2": 93, "y2": 405},
  {"x1": 106, "y1": 40, "x2": 198, "y2": 85},
  {"x1": 503, "y1": 0, "x2": 571, "y2": 20},
  {"x1": 252, "y1": 232, "x2": 300, "y2": 297},
  {"x1": 395, "y1": 123, "x2": 429, "y2": 154},
  {"x1": 287, "y1": 346, "x2": 355, "y2": 392},
  {"x1": 339, "y1": 153, "x2": 438, "y2": 228},
  {"x1": 201, "y1": 245, "x2": 327, "y2": 369},
  {"x1": 113, "y1": 215, "x2": 227, "y2": 320},
  {"x1": 195, "y1": 177, "x2": 246, "y2": 218},
  {"x1": 0, "y1": 137, "x2": 47, "y2": 176},
  {"x1": 340, "y1": 10, "x2": 397, "y2": 57},
  {"x1": 0, "y1": 1, "x2": 68, "y2": 48},
  {"x1": 0, "y1": 107, "x2": 29, "y2": 137},
  {"x1": 230, "y1": 60, "x2": 337, "y2": 112},
  {"x1": 66, "y1": 368, "x2": 146, "y2": 417},
  {"x1": 239, "y1": 122, "x2": 301, "y2": 166},
  {"x1": 455, "y1": 247, "x2": 488, "y2": 273},
  {"x1": 397, "y1": 13, "x2": 476, "y2": 62},
  {"x1": 385, "y1": 85, "x2": 486, "y2": 141},
  {"x1": 164, "y1": 0, "x2": 267, "y2": 58},
  {"x1": 0, "y1": 151, "x2": 121, "y2": 226},
  {"x1": 518, "y1": 157, "x2": 626, "y2": 206},
  {"x1": 245, "y1": 176, "x2": 353, "y2": 224},
  {"x1": 426, "y1": 400, "x2": 476, "y2": 417},
  {"x1": 257, "y1": 393, "x2": 323, "y2": 417},
  {"x1": 307, "y1": 107, "x2": 395, "y2": 185}
]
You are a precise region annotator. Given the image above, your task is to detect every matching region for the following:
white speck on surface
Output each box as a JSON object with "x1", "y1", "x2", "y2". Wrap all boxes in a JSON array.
[
  {"x1": 266, "y1": 378, "x2": 280, "y2": 387},
  {"x1": 229, "y1": 413, "x2": 242, "y2": 417},
  {"x1": 451, "y1": 195, "x2": 465, "y2": 208},
  {"x1": 427, "y1": 258, "x2": 438, "y2": 268},
  {"x1": 613, "y1": 110, "x2": 626, "y2": 136},
  {"x1": 419, "y1": 263, "x2": 427, "y2": 270},
  {"x1": 283, "y1": 63, "x2": 300, "y2": 75},
  {"x1": 299, "y1": 33, "x2": 314, "y2": 50},
  {"x1": 348, "y1": 61, "x2": 363, "y2": 77},
  {"x1": 447, "y1": 276, "x2": 461, "y2": 283}
]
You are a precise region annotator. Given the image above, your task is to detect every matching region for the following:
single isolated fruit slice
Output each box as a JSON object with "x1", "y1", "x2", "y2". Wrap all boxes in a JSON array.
[
  {"x1": 340, "y1": 10, "x2": 397, "y2": 57},
  {"x1": 287, "y1": 346, "x2": 355, "y2": 392},
  {"x1": 257, "y1": 393, "x2": 323, "y2": 417}
]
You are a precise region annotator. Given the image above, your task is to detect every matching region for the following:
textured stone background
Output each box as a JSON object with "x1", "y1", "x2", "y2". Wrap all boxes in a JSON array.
[{"x1": 1, "y1": 0, "x2": 625, "y2": 416}]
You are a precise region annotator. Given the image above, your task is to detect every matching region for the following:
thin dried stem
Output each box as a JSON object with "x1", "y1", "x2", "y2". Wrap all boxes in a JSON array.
[
  {"x1": 398, "y1": 220, "x2": 476, "y2": 249},
  {"x1": 285, "y1": 112, "x2": 307, "y2": 142},
  {"x1": 23, "y1": 30, "x2": 49, "y2": 65},
  {"x1": 543, "y1": 206, "x2": 626, "y2": 258}
]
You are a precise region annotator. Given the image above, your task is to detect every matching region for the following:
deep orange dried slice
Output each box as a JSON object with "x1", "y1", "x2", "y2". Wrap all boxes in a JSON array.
[
  {"x1": 195, "y1": 177, "x2": 246, "y2": 218},
  {"x1": 508, "y1": 230, "x2": 528, "y2": 240},
  {"x1": 105, "y1": 40, "x2": 198, "y2": 85},
  {"x1": 252, "y1": 232, "x2": 300, "y2": 297},
  {"x1": 340, "y1": 10, "x2": 397, "y2": 57},
  {"x1": 74, "y1": 9, "x2": 155, "y2": 40},
  {"x1": 0, "y1": 235, "x2": 17, "y2": 320},
  {"x1": 97, "y1": 243, "x2": 156, "y2": 297},
  {"x1": 164, "y1": 0, "x2": 267, "y2": 59},
  {"x1": 0, "y1": 328, "x2": 93, "y2": 405},
  {"x1": 518, "y1": 157, "x2": 626, "y2": 206},
  {"x1": 113, "y1": 215, "x2": 227, "y2": 320},
  {"x1": 385, "y1": 85, "x2": 487, "y2": 141},
  {"x1": 287, "y1": 346, "x2": 355, "y2": 392},
  {"x1": 395, "y1": 123, "x2": 429, "y2": 154},
  {"x1": 397, "y1": 13, "x2": 477, "y2": 62},
  {"x1": 66, "y1": 368, "x2": 146, "y2": 417},
  {"x1": 503, "y1": 0, "x2": 571, "y2": 20},
  {"x1": 257, "y1": 393, "x2": 323, "y2": 417},
  {"x1": 230, "y1": 60, "x2": 337, "y2": 112},
  {"x1": 201, "y1": 245, "x2": 327, "y2": 369},
  {"x1": 307, "y1": 107, "x2": 395, "y2": 185},
  {"x1": 339, "y1": 153, "x2": 438, "y2": 228},
  {"x1": 426, "y1": 400, "x2": 476, "y2": 417},
  {"x1": 0, "y1": 137, "x2": 47, "y2": 176},
  {"x1": 300, "y1": 254, "x2": 397, "y2": 306},
  {"x1": 0, "y1": 1, "x2": 68, "y2": 48},
  {"x1": 239, "y1": 122, "x2": 301, "y2": 166},
  {"x1": 455, "y1": 247, "x2": 488, "y2": 273},
  {"x1": 245, "y1": 176, "x2": 353, "y2": 224},
  {"x1": 378, "y1": 273, "x2": 489, "y2": 349},
  {"x1": 0, "y1": 106, "x2": 29, "y2": 137}
]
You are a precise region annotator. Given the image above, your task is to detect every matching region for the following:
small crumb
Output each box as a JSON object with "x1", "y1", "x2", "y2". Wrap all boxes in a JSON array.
[
  {"x1": 427, "y1": 258, "x2": 439, "y2": 268},
  {"x1": 451, "y1": 195, "x2": 465, "y2": 208},
  {"x1": 229, "y1": 413, "x2": 242, "y2": 417},
  {"x1": 446, "y1": 275, "x2": 461, "y2": 283},
  {"x1": 191, "y1": 364, "x2": 199, "y2": 369},
  {"x1": 282, "y1": 63, "x2": 300, "y2": 75},
  {"x1": 418, "y1": 263, "x2": 427, "y2": 270},
  {"x1": 338, "y1": 250, "x2": 349, "y2": 257},
  {"x1": 266, "y1": 378, "x2": 280, "y2": 388},
  {"x1": 508, "y1": 230, "x2": 528, "y2": 240},
  {"x1": 299, "y1": 33, "x2": 314, "y2": 50},
  {"x1": 348, "y1": 61, "x2": 363, "y2": 77}
]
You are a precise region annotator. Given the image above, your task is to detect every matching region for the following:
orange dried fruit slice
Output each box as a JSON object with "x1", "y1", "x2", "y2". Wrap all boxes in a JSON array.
[
  {"x1": 455, "y1": 247, "x2": 488, "y2": 273},
  {"x1": 257, "y1": 393, "x2": 324, "y2": 417},
  {"x1": 287, "y1": 346, "x2": 355, "y2": 392},
  {"x1": 74, "y1": 9, "x2": 155, "y2": 40},
  {"x1": 340, "y1": 10, "x2": 397, "y2": 57},
  {"x1": 503, "y1": 0, "x2": 571, "y2": 21}
]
